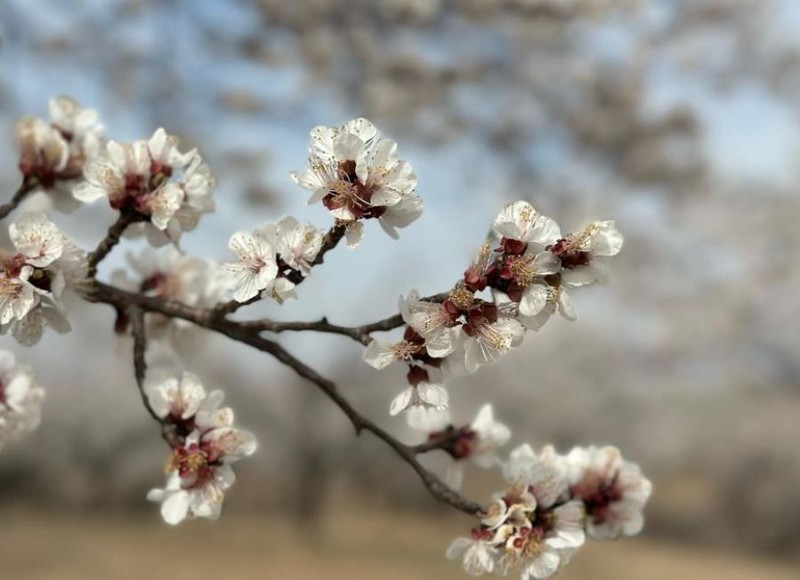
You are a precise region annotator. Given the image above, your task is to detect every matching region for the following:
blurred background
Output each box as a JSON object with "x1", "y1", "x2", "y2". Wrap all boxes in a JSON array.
[{"x1": 1, "y1": 1, "x2": 799, "y2": 578}]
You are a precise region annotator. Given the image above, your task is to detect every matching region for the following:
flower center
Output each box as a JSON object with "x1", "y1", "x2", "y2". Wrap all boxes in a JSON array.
[
  {"x1": 392, "y1": 340, "x2": 423, "y2": 362},
  {"x1": 507, "y1": 254, "x2": 536, "y2": 287},
  {"x1": 168, "y1": 444, "x2": 210, "y2": 479},
  {"x1": 447, "y1": 286, "x2": 475, "y2": 312}
]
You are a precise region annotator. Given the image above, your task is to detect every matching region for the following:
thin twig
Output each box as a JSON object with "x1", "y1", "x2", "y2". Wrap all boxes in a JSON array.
[
  {"x1": 130, "y1": 307, "x2": 161, "y2": 423},
  {"x1": 410, "y1": 428, "x2": 466, "y2": 455},
  {"x1": 240, "y1": 292, "x2": 451, "y2": 344},
  {"x1": 0, "y1": 178, "x2": 37, "y2": 220},
  {"x1": 86, "y1": 212, "x2": 144, "y2": 278},
  {"x1": 239, "y1": 317, "x2": 372, "y2": 345}
]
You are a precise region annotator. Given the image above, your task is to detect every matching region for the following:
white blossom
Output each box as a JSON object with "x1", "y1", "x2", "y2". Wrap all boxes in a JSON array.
[
  {"x1": 261, "y1": 277, "x2": 297, "y2": 304},
  {"x1": 74, "y1": 128, "x2": 214, "y2": 242},
  {"x1": 343, "y1": 221, "x2": 364, "y2": 248},
  {"x1": 492, "y1": 201, "x2": 561, "y2": 247},
  {"x1": 274, "y1": 216, "x2": 323, "y2": 276},
  {"x1": 15, "y1": 117, "x2": 69, "y2": 180},
  {"x1": 145, "y1": 371, "x2": 222, "y2": 425},
  {"x1": 446, "y1": 536, "x2": 498, "y2": 576},
  {"x1": 389, "y1": 380, "x2": 449, "y2": 416},
  {"x1": 405, "y1": 290, "x2": 461, "y2": 358},
  {"x1": 363, "y1": 338, "x2": 423, "y2": 370},
  {"x1": 448, "y1": 445, "x2": 587, "y2": 579},
  {"x1": 291, "y1": 118, "x2": 422, "y2": 242},
  {"x1": 146, "y1": 374, "x2": 257, "y2": 525},
  {"x1": 462, "y1": 312, "x2": 525, "y2": 373},
  {"x1": 223, "y1": 229, "x2": 278, "y2": 302},
  {"x1": 16, "y1": 96, "x2": 104, "y2": 211},
  {"x1": 565, "y1": 445, "x2": 652, "y2": 539},
  {"x1": 48, "y1": 95, "x2": 104, "y2": 161},
  {"x1": 515, "y1": 284, "x2": 576, "y2": 330},
  {"x1": 112, "y1": 247, "x2": 224, "y2": 340},
  {"x1": 444, "y1": 404, "x2": 511, "y2": 490},
  {"x1": 503, "y1": 251, "x2": 562, "y2": 316},
  {"x1": 468, "y1": 404, "x2": 512, "y2": 469},
  {"x1": 0, "y1": 350, "x2": 44, "y2": 450},
  {"x1": 0, "y1": 212, "x2": 84, "y2": 344},
  {"x1": 550, "y1": 221, "x2": 623, "y2": 287}
]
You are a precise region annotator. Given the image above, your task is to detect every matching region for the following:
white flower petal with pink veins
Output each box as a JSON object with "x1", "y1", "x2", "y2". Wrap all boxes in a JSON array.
[
  {"x1": 492, "y1": 201, "x2": 561, "y2": 247},
  {"x1": 0, "y1": 279, "x2": 37, "y2": 326},
  {"x1": 9, "y1": 212, "x2": 67, "y2": 268},
  {"x1": 406, "y1": 405, "x2": 451, "y2": 432},
  {"x1": 378, "y1": 193, "x2": 423, "y2": 239},
  {"x1": 48, "y1": 96, "x2": 104, "y2": 160},
  {"x1": 147, "y1": 465, "x2": 235, "y2": 525},
  {"x1": 364, "y1": 340, "x2": 399, "y2": 370},
  {"x1": 389, "y1": 381, "x2": 448, "y2": 416},
  {"x1": 1, "y1": 302, "x2": 71, "y2": 346},
  {"x1": 517, "y1": 285, "x2": 576, "y2": 330},
  {"x1": 194, "y1": 390, "x2": 234, "y2": 431},
  {"x1": 464, "y1": 317, "x2": 525, "y2": 373},
  {"x1": 363, "y1": 338, "x2": 422, "y2": 370},
  {"x1": 446, "y1": 537, "x2": 498, "y2": 576},
  {"x1": 15, "y1": 117, "x2": 70, "y2": 176},
  {"x1": 142, "y1": 183, "x2": 184, "y2": 231},
  {"x1": 144, "y1": 371, "x2": 207, "y2": 421},
  {"x1": 203, "y1": 426, "x2": 258, "y2": 461},
  {"x1": 223, "y1": 230, "x2": 278, "y2": 302},
  {"x1": 520, "y1": 551, "x2": 561, "y2": 580},
  {"x1": 261, "y1": 278, "x2": 297, "y2": 304},
  {"x1": 553, "y1": 220, "x2": 623, "y2": 288},
  {"x1": 274, "y1": 216, "x2": 322, "y2": 276},
  {"x1": 147, "y1": 127, "x2": 196, "y2": 169}
]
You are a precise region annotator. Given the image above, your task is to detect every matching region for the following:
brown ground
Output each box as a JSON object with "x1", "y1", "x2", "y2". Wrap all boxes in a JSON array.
[{"x1": 1, "y1": 508, "x2": 797, "y2": 580}]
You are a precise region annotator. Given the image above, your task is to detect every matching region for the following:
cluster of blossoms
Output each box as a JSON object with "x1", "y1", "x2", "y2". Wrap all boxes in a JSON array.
[
  {"x1": 447, "y1": 443, "x2": 651, "y2": 578},
  {"x1": 0, "y1": 350, "x2": 44, "y2": 450},
  {"x1": 364, "y1": 200, "x2": 622, "y2": 424},
  {"x1": 291, "y1": 118, "x2": 422, "y2": 247},
  {"x1": 145, "y1": 371, "x2": 257, "y2": 524},
  {"x1": 75, "y1": 128, "x2": 214, "y2": 245},
  {"x1": 15, "y1": 96, "x2": 104, "y2": 211},
  {"x1": 0, "y1": 212, "x2": 85, "y2": 344},
  {"x1": 224, "y1": 216, "x2": 324, "y2": 303},
  {"x1": 112, "y1": 247, "x2": 226, "y2": 339}
]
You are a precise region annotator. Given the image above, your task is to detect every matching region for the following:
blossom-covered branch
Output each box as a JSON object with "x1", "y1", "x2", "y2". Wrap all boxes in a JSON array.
[
  {"x1": 88, "y1": 280, "x2": 483, "y2": 514},
  {"x1": 0, "y1": 101, "x2": 651, "y2": 578}
]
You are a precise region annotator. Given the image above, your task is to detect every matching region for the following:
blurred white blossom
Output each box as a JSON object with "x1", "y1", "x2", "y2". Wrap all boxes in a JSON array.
[{"x1": 0, "y1": 350, "x2": 44, "y2": 450}]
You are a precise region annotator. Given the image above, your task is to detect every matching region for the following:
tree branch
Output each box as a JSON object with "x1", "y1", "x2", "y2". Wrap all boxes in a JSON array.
[
  {"x1": 86, "y1": 211, "x2": 145, "y2": 279},
  {"x1": 239, "y1": 292, "x2": 451, "y2": 345},
  {"x1": 130, "y1": 306, "x2": 162, "y2": 424},
  {"x1": 0, "y1": 178, "x2": 38, "y2": 220},
  {"x1": 89, "y1": 281, "x2": 483, "y2": 516}
]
